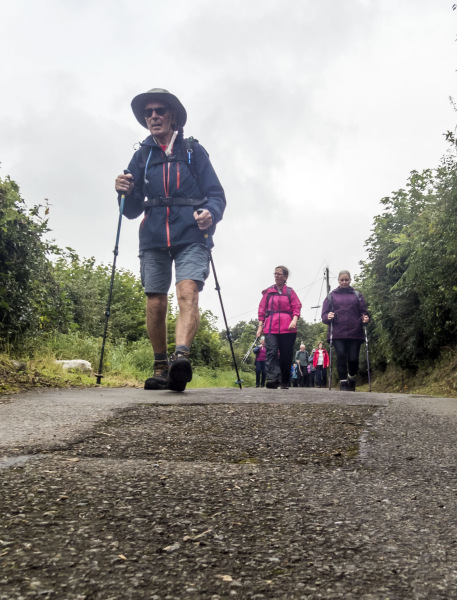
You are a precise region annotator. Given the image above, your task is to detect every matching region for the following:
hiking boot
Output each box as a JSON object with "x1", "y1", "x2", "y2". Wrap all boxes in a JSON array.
[
  {"x1": 265, "y1": 380, "x2": 278, "y2": 389},
  {"x1": 347, "y1": 377, "x2": 356, "y2": 392},
  {"x1": 167, "y1": 351, "x2": 192, "y2": 392},
  {"x1": 340, "y1": 379, "x2": 349, "y2": 391},
  {"x1": 144, "y1": 360, "x2": 168, "y2": 390},
  {"x1": 280, "y1": 383, "x2": 289, "y2": 389}
]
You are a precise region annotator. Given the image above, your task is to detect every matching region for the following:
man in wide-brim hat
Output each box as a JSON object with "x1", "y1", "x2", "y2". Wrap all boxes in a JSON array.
[{"x1": 115, "y1": 88, "x2": 226, "y2": 392}]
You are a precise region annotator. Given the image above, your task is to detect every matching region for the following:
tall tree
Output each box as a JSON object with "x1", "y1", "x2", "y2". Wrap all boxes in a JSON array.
[{"x1": 359, "y1": 138, "x2": 457, "y2": 369}]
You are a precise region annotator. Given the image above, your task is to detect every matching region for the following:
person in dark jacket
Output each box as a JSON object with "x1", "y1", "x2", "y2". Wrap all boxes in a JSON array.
[
  {"x1": 253, "y1": 336, "x2": 267, "y2": 388},
  {"x1": 115, "y1": 88, "x2": 226, "y2": 392},
  {"x1": 308, "y1": 349, "x2": 316, "y2": 387},
  {"x1": 321, "y1": 270, "x2": 369, "y2": 391},
  {"x1": 295, "y1": 344, "x2": 309, "y2": 387},
  {"x1": 256, "y1": 266, "x2": 302, "y2": 389},
  {"x1": 290, "y1": 363, "x2": 299, "y2": 387}
]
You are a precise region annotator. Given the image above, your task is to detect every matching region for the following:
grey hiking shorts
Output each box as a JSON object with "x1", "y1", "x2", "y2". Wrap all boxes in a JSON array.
[{"x1": 139, "y1": 243, "x2": 210, "y2": 294}]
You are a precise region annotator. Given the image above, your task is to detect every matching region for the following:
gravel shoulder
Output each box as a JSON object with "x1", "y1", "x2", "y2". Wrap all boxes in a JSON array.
[{"x1": 1, "y1": 387, "x2": 456, "y2": 599}]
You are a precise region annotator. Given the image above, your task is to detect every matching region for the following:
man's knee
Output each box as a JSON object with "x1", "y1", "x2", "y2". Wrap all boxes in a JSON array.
[
  {"x1": 176, "y1": 280, "x2": 199, "y2": 305},
  {"x1": 146, "y1": 293, "x2": 168, "y2": 315}
]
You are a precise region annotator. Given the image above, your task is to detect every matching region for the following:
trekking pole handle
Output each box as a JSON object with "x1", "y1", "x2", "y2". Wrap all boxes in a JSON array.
[{"x1": 196, "y1": 208, "x2": 208, "y2": 233}]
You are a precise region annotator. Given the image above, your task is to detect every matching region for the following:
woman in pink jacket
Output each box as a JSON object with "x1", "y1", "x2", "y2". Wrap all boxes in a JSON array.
[{"x1": 256, "y1": 266, "x2": 302, "y2": 389}]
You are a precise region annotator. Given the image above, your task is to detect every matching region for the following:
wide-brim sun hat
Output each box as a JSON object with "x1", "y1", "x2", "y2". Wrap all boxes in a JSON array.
[{"x1": 131, "y1": 88, "x2": 187, "y2": 129}]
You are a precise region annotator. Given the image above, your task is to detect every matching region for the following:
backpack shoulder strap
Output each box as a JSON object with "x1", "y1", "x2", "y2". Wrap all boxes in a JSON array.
[
  {"x1": 267, "y1": 286, "x2": 291, "y2": 305},
  {"x1": 137, "y1": 137, "x2": 199, "y2": 175},
  {"x1": 181, "y1": 137, "x2": 199, "y2": 179},
  {"x1": 137, "y1": 144, "x2": 152, "y2": 170}
]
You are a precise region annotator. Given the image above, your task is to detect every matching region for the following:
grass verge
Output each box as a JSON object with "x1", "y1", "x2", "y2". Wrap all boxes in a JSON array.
[{"x1": 0, "y1": 352, "x2": 255, "y2": 395}]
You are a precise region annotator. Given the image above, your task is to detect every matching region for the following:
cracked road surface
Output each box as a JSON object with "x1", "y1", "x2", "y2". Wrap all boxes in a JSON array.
[{"x1": 1, "y1": 387, "x2": 456, "y2": 599}]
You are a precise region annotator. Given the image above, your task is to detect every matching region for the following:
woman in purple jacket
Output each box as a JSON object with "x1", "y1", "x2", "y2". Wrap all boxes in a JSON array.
[
  {"x1": 256, "y1": 266, "x2": 302, "y2": 389},
  {"x1": 321, "y1": 270, "x2": 369, "y2": 391}
]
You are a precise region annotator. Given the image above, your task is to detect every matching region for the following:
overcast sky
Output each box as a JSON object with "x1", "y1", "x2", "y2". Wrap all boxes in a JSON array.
[{"x1": 1, "y1": 0, "x2": 455, "y2": 332}]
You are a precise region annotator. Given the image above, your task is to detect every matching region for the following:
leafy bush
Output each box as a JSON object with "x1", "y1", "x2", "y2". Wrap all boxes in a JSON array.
[
  {"x1": 53, "y1": 254, "x2": 146, "y2": 343},
  {"x1": 0, "y1": 176, "x2": 66, "y2": 351},
  {"x1": 41, "y1": 331, "x2": 104, "y2": 366}
]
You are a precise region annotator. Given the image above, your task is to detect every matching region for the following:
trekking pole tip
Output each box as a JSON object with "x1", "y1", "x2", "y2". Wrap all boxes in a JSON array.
[{"x1": 95, "y1": 374, "x2": 103, "y2": 384}]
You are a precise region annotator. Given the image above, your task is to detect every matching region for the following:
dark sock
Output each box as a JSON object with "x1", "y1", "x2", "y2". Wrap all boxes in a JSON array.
[
  {"x1": 175, "y1": 345, "x2": 189, "y2": 355},
  {"x1": 154, "y1": 352, "x2": 168, "y2": 362}
]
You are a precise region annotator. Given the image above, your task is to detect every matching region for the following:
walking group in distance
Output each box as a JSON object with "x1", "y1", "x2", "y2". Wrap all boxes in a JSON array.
[{"x1": 254, "y1": 267, "x2": 369, "y2": 390}]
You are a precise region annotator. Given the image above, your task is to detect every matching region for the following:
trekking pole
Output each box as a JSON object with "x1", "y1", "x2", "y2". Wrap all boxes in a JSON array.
[
  {"x1": 364, "y1": 324, "x2": 371, "y2": 392},
  {"x1": 209, "y1": 253, "x2": 243, "y2": 388},
  {"x1": 242, "y1": 337, "x2": 259, "y2": 364},
  {"x1": 197, "y1": 209, "x2": 242, "y2": 389},
  {"x1": 328, "y1": 321, "x2": 333, "y2": 391},
  {"x1": 95, "y1": 171, "x2": 129, "y2": 384}
]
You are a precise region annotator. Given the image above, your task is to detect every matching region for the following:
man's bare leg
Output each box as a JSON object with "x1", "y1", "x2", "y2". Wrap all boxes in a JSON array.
[
  {"x1": 144, "y1": 293, "x2": 168, "y2": 390},
  {"x1": 175, "y1": 279, "x2": 200, "y2": 347},
  {"x1": 146, "y1": 293, "x2": 168, "y2": 352},
  {"x1": 168, "y1": 279, "x2": 199, "y2": 391}
]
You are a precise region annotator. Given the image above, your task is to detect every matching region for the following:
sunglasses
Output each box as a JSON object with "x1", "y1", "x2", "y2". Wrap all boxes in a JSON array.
[{"x1": 143, "y1": 106, "x2": 169, "y2": 118}]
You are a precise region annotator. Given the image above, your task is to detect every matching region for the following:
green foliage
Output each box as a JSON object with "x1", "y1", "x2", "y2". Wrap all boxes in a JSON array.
[
  {"x1": 295, "y1": 319, "x2": 328, "y2": 353},
  {"x1": 0, "y1": 176, "x2": 66, "y2": 351},
  {"x1": 192, "y1": 310, "x2": 228, "y2": 367},
  {"x1": 359, "y1": 138, "x2": 457, "y2": 369},
  {"x1": 188, "y1": 365, "x2": 255, "y2": 389},
  {"x1": 107, "y1": 338, "x2": 154, "y2": 377},
  {"x1": 40, "y1": 331, "x2": 104, "y2": 366},
  {"x1": 219, "y1": 319, "x2": 257, "y2": 366},
  {"x1": 53, "y1": 254, "x2": 146, "y2": 342}
]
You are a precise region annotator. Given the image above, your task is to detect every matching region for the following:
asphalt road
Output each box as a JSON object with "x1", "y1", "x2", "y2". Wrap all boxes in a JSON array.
[{"x1": 1, "y1": 386, "x2": 457, "y2": 599}]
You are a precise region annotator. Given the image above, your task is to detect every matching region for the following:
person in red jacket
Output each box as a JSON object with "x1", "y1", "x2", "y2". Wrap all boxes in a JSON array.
[
  {"x1": 313, "y1": 341, "x2": 330, "y2": 388},
  {"x1": 256, "y1": 266, "x2": 302, "y2": 389}
]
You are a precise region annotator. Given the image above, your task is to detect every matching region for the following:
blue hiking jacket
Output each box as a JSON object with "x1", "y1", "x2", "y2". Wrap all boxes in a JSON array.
[{"x1": 121, "y1": 135, "x2": 226, "y2": 250}]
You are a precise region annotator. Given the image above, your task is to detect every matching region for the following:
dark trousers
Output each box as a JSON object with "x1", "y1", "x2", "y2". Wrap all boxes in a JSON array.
[
  {"x1": 308, "y1": 371, "x2": 315, "y2": 387},
  {"x1": 333, "y1": 339, "x2": 363, "y2": 380},
  {"x1": 315, "y1": 365, "x2": 327, "y2": 387},
  {"x1": 298, "y1": 368, "x2": 308, "y2": 387},
  {"x1": 255, "y1": 360, "x2": 266, "y2": 387},
  {"x1": 265, "y1": 332, "x2": 297, "y2": 385}
]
